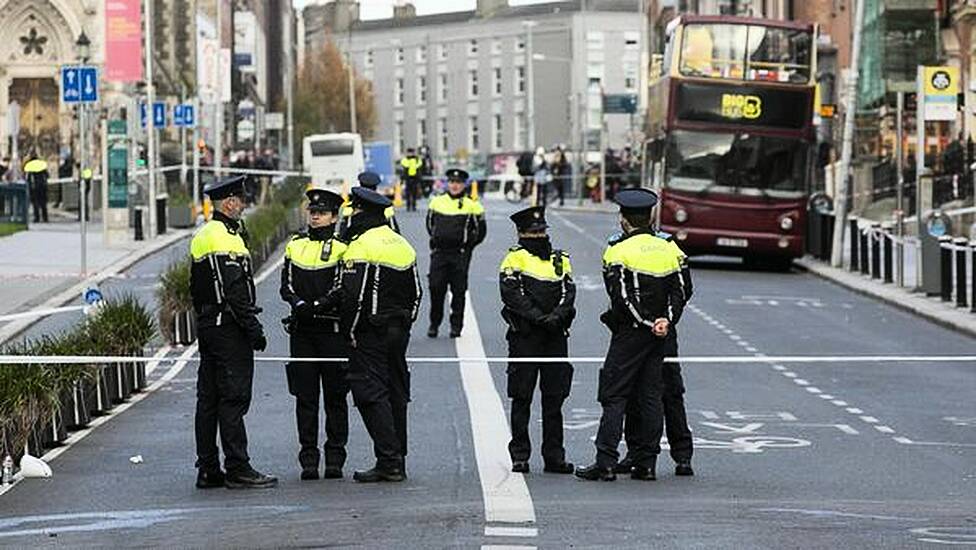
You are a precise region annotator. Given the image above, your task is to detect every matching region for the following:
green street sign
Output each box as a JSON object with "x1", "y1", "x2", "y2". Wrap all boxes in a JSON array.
[{"x1": 107, "y1": 120, "x2": 128, "y2": 208}]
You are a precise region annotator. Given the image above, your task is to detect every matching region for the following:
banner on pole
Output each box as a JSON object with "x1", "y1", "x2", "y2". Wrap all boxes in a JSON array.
[
  {"x1": 922, "y1": 66, "x2": 959, "y2": 122},
  {"x1": 105, "y1": 0, "x2": 143, "y2": 82}
]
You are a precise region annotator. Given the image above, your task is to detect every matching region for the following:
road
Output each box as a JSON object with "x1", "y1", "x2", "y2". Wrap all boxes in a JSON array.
[{"x1": 1, "y1": 198, "x2": 974, "y2": 548}]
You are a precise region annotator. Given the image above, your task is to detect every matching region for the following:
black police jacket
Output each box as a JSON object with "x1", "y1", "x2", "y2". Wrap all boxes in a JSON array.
[
  {"x1": 279, "y1": 225, "x2": 347, "y2": 333},
  {"x1": 190, "y1": 211, "x2": 263, "y2": 341},
  {"x1": 499, "y1": 244, "x2": 576, "y2": 335},
  {"x1": 426, "y1": 193, "x2": 486, "y2": 252},
  {"x1": 600, "y1": 229, "x2": 687, "y2": 333}
]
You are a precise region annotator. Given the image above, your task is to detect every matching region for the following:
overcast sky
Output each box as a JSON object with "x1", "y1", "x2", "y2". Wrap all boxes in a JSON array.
[{"x1": 292, "y1": 0, "x2": 555, "y2": 20}]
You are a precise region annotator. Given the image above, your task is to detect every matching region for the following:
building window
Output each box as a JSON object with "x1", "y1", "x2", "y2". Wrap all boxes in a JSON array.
[
  {"x1": 438, "y1": 73, "x2": 448, "y2": 103},
  {"x1": 624, "y1": 31, "x2": 639, "y2": 49},
  {"x1": 624, "y1": 64, "x2": 637, "y2": 91},
  {"x1": 418, "y1": 118, "x2": 427, "y2": 147},
  {"x1": 515, "y1": 65, "x2": 526, "y2": 94},
  {"x1": 438, "y1": 43, "x2": 448, "y2": 60},
  {"x1": 416, "y1": 45, "x2": 427, "y2": 63},
  {"x1": 514, "y1": 111, "x2": 526, "y2": 150},
  {"x1": 395, "y1": 78, "x2": 404, "y2": 106},
  {"x1": 418, "y1": 75, "x2": 427, "y2": 104},
  {"x1": 469, "y1": 70, "x2": 479, "y2": 98},
  {"x1": 468, "y1": 39, "x2": 478, "y2": 56},
  {"x1": 469, "y1": 115, "x2": 479, "y2": 151},
  {"x1": 516, "y1": 37, "x2": 525, "y2": 52},
  {"x1": 491, "y1": 40, "x2": 502, "y2": 56},
  {"x1": 439, "y1": 116, "x2": 449, "y2": 152},
  {"x1": 493, "y1": 67, "x2": 502, "y2": 96},
  {"x1": 396, "y1": 48, "x2": 404, "y2": 65},
  {"x1": 493, "y1": 114, "x2": 503, "y2": 150},
  {"x1": 395, "y1": 120, "x2": 404, "y2": 155},
  {"x1": 365, "y1": 50, "x2": 373, "y2": 68}
]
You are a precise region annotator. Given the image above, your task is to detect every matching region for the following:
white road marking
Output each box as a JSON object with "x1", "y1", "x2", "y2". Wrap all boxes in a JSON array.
[
  {"x1": 894, "y1": 438, "x2": 976, "y2": 448},
  {"x1": 760, "y1": 508, "x2": 926, "y2": 522},
  {"x1": 819, "y1": 394, "x2": 835, "y2": 400},
  {"x1": 457, "y1": 294, "x2": 536, "y2": 526},
  {"x1": 793, "y1": 379, "x2": 810, "y2": 386},
  {"x1": 875, "y1": 426, "x2": 895, "y2": 434},
  {"x1": 485, "y1": 527, "x2": 539, "y2": 538},
  {"x1": 831, "y1": 400, "x2": 848, "y2": 407},
  {"x1": 893, "y1": 436, "x2": 914, "y2": 444},
  {"x1": 805, "y1": 387, "x2": 822, "y2": 394},
  {"x1": 846, "y1": 407, "x2": 864, "y2": 414},
  {"x1": 745, "y1": 346, "x2": 758, "y2": 353},
  {"x1": 772, "y1": 365, "x2": 786, "y2": 371},
  {"x1": 783, "y1": 372, "x2": 797, "y2": 378},
  {"x1": 859, "y1": 416, "x2": 879, "y2": 424},
  {"x1": 482, "y1": 546, "x2": 537, "y2": 550}
]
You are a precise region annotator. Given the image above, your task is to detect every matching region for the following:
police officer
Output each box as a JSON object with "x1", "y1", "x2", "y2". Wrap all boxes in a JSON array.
[
  {"x1": 340, "y1": 171, "x2": 399, "y2": 235},
  {"x1": 399, "y1": 148, "x2": 423, "y2": 212},
  {"x1": 500, "y1": 206, "x2": 576, "y2": 475},
  {"x1": 426, "y1": 168, "x2": 486, "y2": 338},
  {"x1": 615, "y1": 231, "x2": 695, "y2": 478},
  {"x1": 338, "y1": 187, "x2": 422, "y2": 482},
  {"x1": 575, "y1": 188, "x2": 686, "y2": 481},
  {"x1": 280, "y1": 188, "x2": 350, "y2": 480},
  {"x1": 191, "y1": 176, "x2": 276, "y2": 489}
]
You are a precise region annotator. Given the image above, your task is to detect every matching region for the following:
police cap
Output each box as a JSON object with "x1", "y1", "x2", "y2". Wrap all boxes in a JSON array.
[
  {"x1": 350, "y1": 186, "x2": 392, "y2": 212},
  {"x1": 203, "y1": 175, "x2": 247, "y2": 200},
  {"x1": 614, "y1": 188, "x2": 659, "y2": 215},
  {"x1": 510, "y1": 206, "x2": 548, "y2": 233},
  {"x1": 446, "y1": 168, "x2": 469, "y2": 183},
  {"x1": 305, "y1": 188, "x2": 343, "y2": 213},
  {"x1": 357, "y1": 171, "x2": 382, "y2": 189}
]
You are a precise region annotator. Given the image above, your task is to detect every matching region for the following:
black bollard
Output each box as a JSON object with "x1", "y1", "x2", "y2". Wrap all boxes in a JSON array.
[
  {"x1": 940, "y1": 236, "x2": 953, "y2": 302},
  {"x1": 860, "y1": 227, "x2": 869, "y2": 276},
  {"x1": 955, "y1": 237, "x2": 968, "y2": 308},
  {"x1": 971, "y1": 244, "x2": 976, "y2": 314},
  {"x1": 870, "y1": 223, "x2": 881, "y2": 279},
  {"x1": 849, "y1": 216, "x2": 860, "y2": 272},
  {"x1": 882, "y1": 224, "x2": 893, "y2": 284}
]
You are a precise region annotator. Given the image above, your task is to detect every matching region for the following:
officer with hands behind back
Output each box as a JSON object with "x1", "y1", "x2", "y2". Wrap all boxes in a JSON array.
[
  {"x1": 575, "y1": 188, "x2": 686, "y2": 482},
  {"x1": 500, "y1": 206, "x2": 576, "y2": 475},
  {"x1": 190, "y1": 176, "x2": 277, "y2": 490},
  {"x1": 426, "y1": 168, "x2": 486, "y2": 338},
  {"x1": 280, "y1": 188, "x2": 351, "y2": 481}
]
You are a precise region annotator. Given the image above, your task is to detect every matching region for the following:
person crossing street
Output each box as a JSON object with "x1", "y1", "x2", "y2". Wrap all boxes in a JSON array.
[
  {"x1": 279, "y1": 188, "x2": 350, "y2": 481},
  {"x1": 190, "y1": 176, "x2": 277, "y2": 490},
  {"x1": 426, "y1": 168, "x2": 486, "y2": 338},
  {"x1": 500, "y1": 206, "x2": 576, "y2": 475},
  {"x1": 399, "y1": 148, "x2": 423, "y2": 212}
]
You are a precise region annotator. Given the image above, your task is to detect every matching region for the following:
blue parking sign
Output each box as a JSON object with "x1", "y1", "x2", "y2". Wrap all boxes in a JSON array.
[
  {"x1": 61, "y1": 66, "x2": 81, "y2": 103},
  {"x1": 173, "y1": 104, "x2": 184, "y2": 126},
  {"x1": 153, "y1": 102, "x2": 166, "y2": 127},
  {"x1": 79, "y1": 67, "x2": 98, "y2": 102},
  {"x1": 182, "y1": 104, "x2": 195, "y2": 127}
]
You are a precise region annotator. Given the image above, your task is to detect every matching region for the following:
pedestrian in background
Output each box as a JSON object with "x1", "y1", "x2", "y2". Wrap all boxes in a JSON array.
[
  {"x1": 576, "y1": 188, "x2": 686, "y2": 482},
  {"x1": 399, "y1": 148, "x2": 423, "y2": 212},
  {"x1": 426, "y1": 168, "x2": 487, "y2": 338},
  {"x1": 190, "y1": 175, "x2": 276, "y2": 490},
  {"x1": 280, "y1": 188, "x2": 350, "y2": 481},
  {"x1": 24, "y1": 154, "x2": 49, "y2": 223},
  {"x1": 500, "y1": 206, "x2": 576, "y2": 475}
]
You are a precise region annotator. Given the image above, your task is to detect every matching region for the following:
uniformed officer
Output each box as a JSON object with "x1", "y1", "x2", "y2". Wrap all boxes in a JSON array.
[
  {"x1": 500, "y1": 206, "x2": 576, "y2": 475},
  {"x1": 575, "y1": 188, "x2": 686, "y2": 481},
  {"x1": 339, "y1": 171, "x2": 399, "y2": 235},
  {"x1": 190, "y1": 175, "x2": 277, "y2": 489},
  {"x1": 279, "y1": 188, "x2": 350, "y2": 480},
  {"x1": 426, "y1": 168, "x2": 486, "y2": 338},
  {"x1": 399, "y1": 148, "x2": 423, "y2": 212},
  {"x1": 615, "y1": 231, "x2": 695, "y2": 478},
  {"x1": 338, "y1": 187, "x2": 422, "y2": 482}
]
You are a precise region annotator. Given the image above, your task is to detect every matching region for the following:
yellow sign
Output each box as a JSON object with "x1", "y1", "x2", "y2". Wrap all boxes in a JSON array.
[
  {"x1": 721, "y1": 94, "x2": 762, "y2": 120},
  {"x1": 923, "y1": 66, "x2": 959, "y2": 96},
  {"x1": 820, "y1": 104, "x2": 836, "y2": 118}
]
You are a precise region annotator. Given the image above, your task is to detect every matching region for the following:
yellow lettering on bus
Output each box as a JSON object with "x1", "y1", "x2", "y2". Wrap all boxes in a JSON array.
[{"x1": 720, "y1": 94, "x2": 762, "y2": 120}]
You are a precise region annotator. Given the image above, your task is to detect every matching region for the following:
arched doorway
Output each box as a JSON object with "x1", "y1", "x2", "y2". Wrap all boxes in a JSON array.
[{"x1": 10, "y1": 78, "x2": 60, "y2": 160}]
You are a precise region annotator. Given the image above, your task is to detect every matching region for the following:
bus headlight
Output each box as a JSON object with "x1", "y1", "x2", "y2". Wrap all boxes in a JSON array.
[
  {"x1": 674, "y1": 208, "x2": 688, "y2": 223},
  {"x1": 779, "y1": 215, "x2": 794, "y2": 231}
]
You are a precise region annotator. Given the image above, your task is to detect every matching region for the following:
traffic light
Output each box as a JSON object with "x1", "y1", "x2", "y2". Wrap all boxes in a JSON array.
[{"x1": 905, "y1": 92, "x2": 918, "y2": 112}]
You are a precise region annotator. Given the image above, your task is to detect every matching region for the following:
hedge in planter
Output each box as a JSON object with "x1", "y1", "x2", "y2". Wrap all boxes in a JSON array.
[{"x1": 157, "y1": 259, "x2": 195, "y2": 346}]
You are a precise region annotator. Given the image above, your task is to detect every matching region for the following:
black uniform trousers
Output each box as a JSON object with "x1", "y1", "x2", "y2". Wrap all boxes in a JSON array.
[
  {"x1": 286, "y1": 330, "x2": 350, "y2": 470},
  {"x1": 348, "y1": 320, "x2": 411, "y2": 470},
  {"x1": 594, "y1": 327, "x2": 666, "y2": 469},
  {"x1": 29, "y1": 184, "x2": 48, "y2": 223},
  {"x1": 195, "y1": 324, "x2": 254, "y2": 475},
  {"x1": 622, "y1": 333, "x2": 693, "y2": 462},
  {"x1": 507, "y1": 330, "x2": 573, "y2": 465},
  {"x1": 428, "y1": 250, "x2": 471, "y2": 333},
  {"x1": 404, "y1": 177, "x2": 420, "y2": 211}
]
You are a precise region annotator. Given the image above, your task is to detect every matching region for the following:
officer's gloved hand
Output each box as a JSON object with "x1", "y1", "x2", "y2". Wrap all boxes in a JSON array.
[
  {"x1": 541, "y1": 313, "x2": 563, "y2": 332},
  {"x1": 293, "y1": 300, "x2": 315, "y2": 322},
  {"x1": 251, "y1": 332, "x2": 268, "y2": 352}
]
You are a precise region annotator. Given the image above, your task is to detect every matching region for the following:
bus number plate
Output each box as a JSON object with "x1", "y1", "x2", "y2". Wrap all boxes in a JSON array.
[{"x1": 717, "y1": 237, "x2": 749, "y2": 248}]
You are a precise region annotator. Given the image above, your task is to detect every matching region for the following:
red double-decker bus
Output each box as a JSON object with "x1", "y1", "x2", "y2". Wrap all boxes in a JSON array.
[{"x1": 646, "y1": 15, "x2": 817, "y2": 267}]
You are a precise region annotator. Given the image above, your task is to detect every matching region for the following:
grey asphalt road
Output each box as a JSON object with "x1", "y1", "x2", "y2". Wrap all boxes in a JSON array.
[{"x1": 1, "y1": 199, "x2": 974, "y2": 549}]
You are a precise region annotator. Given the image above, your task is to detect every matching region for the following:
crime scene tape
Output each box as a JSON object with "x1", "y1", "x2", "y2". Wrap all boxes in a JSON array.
[{"x1": 2, "y1": 354, "x2": 976, "y2": 365}]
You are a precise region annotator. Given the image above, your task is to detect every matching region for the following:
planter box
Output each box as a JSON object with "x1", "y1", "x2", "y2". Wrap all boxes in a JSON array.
[
  {"x1": 99, "y1": 364, "x2": 121, "y2": 407},
  {"x1": 70, "y1": 380, "x2": 93, "y2": 428},
  {"x1": 173, "y1": 310, "x2": 197, "y2": 346},
  {"x1": 168, "y1": 204, "x2": 194, "y2": 228}
]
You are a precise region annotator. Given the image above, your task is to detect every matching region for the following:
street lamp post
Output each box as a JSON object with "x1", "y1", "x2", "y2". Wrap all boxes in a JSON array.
[
  {"x1": 76, "y1": 31, "x2": 91, "y2": 276},
  {"x1": 522, "y1": 21, "x2": 538, "y2": 151},
  {"x1": 143, "y1": 0, "x2": 158, "y2": 239}
]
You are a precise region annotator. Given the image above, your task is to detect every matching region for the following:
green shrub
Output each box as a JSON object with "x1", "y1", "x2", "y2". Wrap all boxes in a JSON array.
[
  {"x1": 86, "y1": 293, "x2": 157, "y2": 356},
  {"x1": 156, "y1": 260, "x2": 192, "y2": 342}
]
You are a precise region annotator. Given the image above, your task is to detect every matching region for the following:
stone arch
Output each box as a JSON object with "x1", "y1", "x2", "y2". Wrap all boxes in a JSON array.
[{"x1": 0, "y1": 0, "x2": 81, "y2": 65}]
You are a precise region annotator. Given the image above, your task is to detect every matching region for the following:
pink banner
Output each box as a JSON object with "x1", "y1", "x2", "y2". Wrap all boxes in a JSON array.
[{"x1": 105, "y1": 0, "x2": 143, "y2": 82}]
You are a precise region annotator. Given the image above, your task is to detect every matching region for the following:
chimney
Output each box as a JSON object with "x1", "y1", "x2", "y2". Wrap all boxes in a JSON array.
[
  {"x1": 394, "y1": 1, "x2": 417, "y2": 20},
  {"x1": 477, "y1": 0, "x2": 509, "y2": 17},
  {"x1": 325, "y1": 0, "x2": 360, "y2": 32}
]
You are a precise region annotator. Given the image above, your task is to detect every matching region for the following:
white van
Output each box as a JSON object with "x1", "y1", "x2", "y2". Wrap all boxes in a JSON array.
[{"x1": 302, "y1": 133, "x2": 364, "y2": 189}]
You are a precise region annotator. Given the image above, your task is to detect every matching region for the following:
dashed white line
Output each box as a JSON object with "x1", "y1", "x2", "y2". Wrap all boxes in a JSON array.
[
  {"x1": 805, "y1": 387, "x2": 822, "y2": 394},
  {"x1": 485, "y1": 527, "x2": 539, "y2": 538},
  {"x1": 832, "y1": 400, "x2": 848, "y2": 407},
  {"x1": 860, "y1": 416, "x2": 879, "y2": 424},
  {"x1": 783, "y1": 372, "x2": 797, "y2": 378},
  {"x1": 875, "y1": 426, "x2": 895, "y2": 434},
  {"x1": 772, "y1": 365, "x2": 786, "y2": 371},
  {"x1": 794, "y1": 379, "x2": 810, "y2": 386},
  {"x1": 819, "y1": 394, "x2": 835, "y2": 400},
  {"x1": 846, "y1": 407, "x2": 864, "y2": 415}
]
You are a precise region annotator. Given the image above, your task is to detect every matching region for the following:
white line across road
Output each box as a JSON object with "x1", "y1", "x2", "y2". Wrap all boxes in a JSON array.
[{"x1": 456, "y1": 293, "x2": 537, "y2": 529}]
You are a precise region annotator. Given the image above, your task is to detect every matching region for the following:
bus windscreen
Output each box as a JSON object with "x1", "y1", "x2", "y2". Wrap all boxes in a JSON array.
[
  {"x1": 680, "y1": 23, "x2": 812, "y2": 84},
  {"x1": 310, "y1": 139, "x2": 355, "y2": 156}
]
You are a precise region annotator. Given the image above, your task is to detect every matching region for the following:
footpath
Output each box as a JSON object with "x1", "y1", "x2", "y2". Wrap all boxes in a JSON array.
[{"x1": 0, "y1": 213, "x2": 191, "y2": 346}]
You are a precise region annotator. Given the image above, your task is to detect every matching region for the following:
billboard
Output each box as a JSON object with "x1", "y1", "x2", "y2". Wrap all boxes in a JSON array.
[
  {"x1": 674, "y1": 82, "x2": 812, "y2": 131},
  {"x1": 105, "y1": 0, "x2": 143, "y2": 82}
]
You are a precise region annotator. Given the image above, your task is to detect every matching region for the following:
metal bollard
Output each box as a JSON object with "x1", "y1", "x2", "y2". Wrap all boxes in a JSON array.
[
  {"x1": 870, "y1": 223, "x2": 881, "y2": 279},
  {"x1": 882, "y1": 223, "x2": 893, "y2": 284},
  {"x1": 860, "y1": 227, "x2": 870, "y2": 276},
  {"x1": 849, "y1": 216, "x2": 860, "y2": 272},
  {"x1": 971, "y1": 243, "x2": 976, "y2": 314},
  {"x1": 940, "y1": 236, "x2": 953, "y2": 302},
  {"x1": 955, "y1": 237, "x2": 968, "y2": 308}
]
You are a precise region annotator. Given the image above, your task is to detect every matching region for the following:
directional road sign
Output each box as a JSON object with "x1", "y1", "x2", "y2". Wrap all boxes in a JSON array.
[
  {"x1": 80, "y1": 67, "x2": 98, "y2": 102},
  {"x1": 174, "y1": 104, "x2": 195, "y2": 128},
  {"x1": 61, "y1": 67, "x2": 81, "y2": 103},
  {"x1": 141, "y1": 102, "x2": 167, "y2": 128},
  {"x1": 603, "y1": 94, "x2": 638, "y2": 114}
]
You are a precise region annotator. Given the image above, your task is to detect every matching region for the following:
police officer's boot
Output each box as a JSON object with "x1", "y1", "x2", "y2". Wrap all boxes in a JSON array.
[
  {"x1": 543, "y1": 461, "x2": 575, "y2": 474},
  {"x1": 613, "y1": 455, "x2": 634, "y2": 474},
  {"x1": 353, "y1": 462, "x2": 405, "y2": 483},
  {"x1": 631, "y1": 456, "x2": 657, "y2": 481},
  {"x1": 323, "y1": 466, "x2": 343, "y2": 479},
  {"x1": 196, "y1": 469, "x2": 225, "y2": 489},
  {"x1": 511, "y1": 460, "x2": 529, "y2": 473},
  {"x1": 301, "y1": 466, "x2": 319, "y2": 481},
  {"x1": 574, "y1": 463, "x2": 616, "y2": 481},
  {"x1": 427, "y1": 325, "x2": 438, "y2": 338},
  {"x1": 225, "y1": 467, "x2": 278, "y2": 489},
  {"x1": 675, "y1": 460, "x2": 694, "y2": 477}
]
